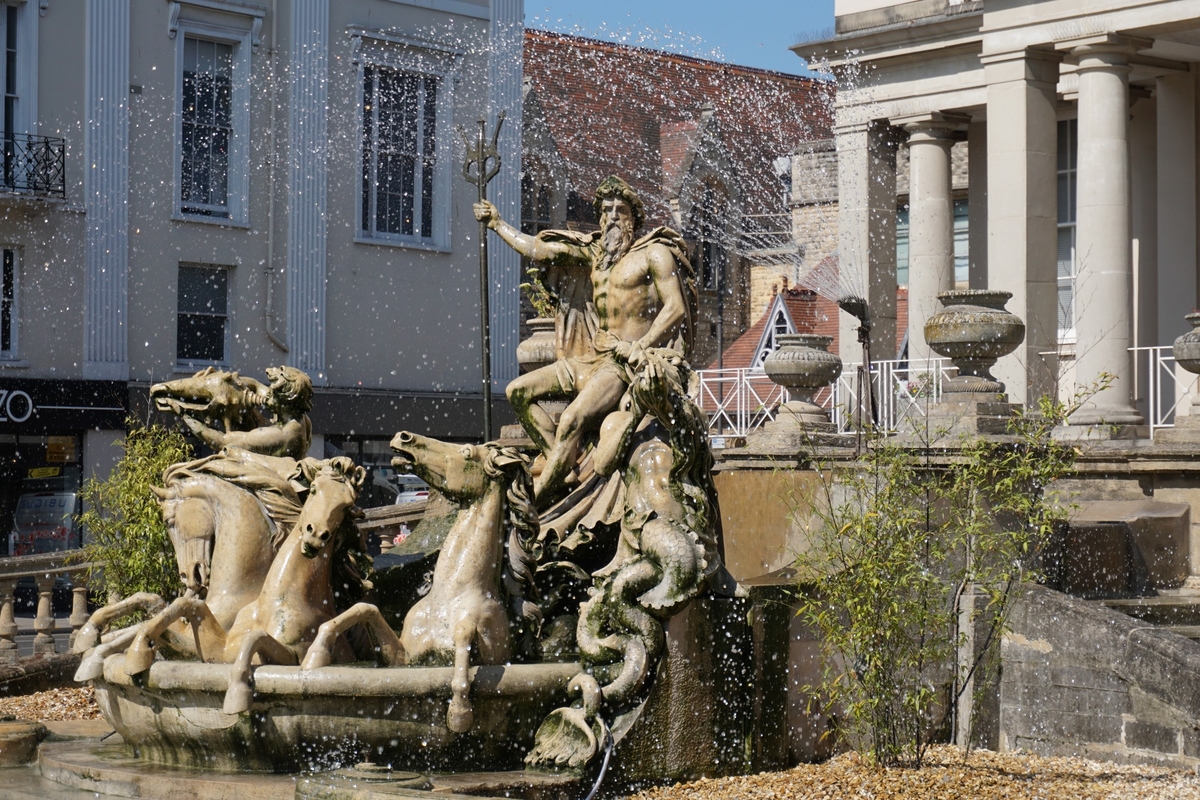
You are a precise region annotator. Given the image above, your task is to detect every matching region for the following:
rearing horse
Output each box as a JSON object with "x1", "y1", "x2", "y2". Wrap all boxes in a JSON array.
[
  {"x1": 121, "y1": 458, "x2": 402, "y2": 714},
  {"x1": 388, "y1": 432, "x2": 542, "y2": 733},
  {"x1": 73, "y1": 459, "x2": 289, "y2": 675}
]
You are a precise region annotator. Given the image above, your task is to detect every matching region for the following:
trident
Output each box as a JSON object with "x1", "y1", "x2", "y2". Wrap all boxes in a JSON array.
[{"x1": 460, "y1": 111, "x2": 505, "y2": 442}]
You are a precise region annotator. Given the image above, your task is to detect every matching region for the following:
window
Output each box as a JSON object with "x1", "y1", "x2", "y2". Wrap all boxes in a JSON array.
[
  {"x1": 694, "y1": 182, "x2": 728, "y2": 292},
  {"x1": 174, "y1": 23, "x2": 249, "y2": 224},
  {"x1": 0, "y1": 247, "x2": 17, "y2": 358},
  {"x1": 521, "y1": 172, "x2": 552, "y2": 235},
  {"x1": 894, "y1": 200, "x2": 969, "y2": 287},
  {"x1": 0, "y1": 1, "x2": 43, "y2": 194},
  {"x1": 752, "y1": 305, "x2": 792, "y2": 371},
  {"x1": 1057, "y1": 118, "x2": 1078, "y2": 341},
  {"x1": 177, "y1": 265, "x2": 230, "y2": 365},
  {"x1": 360, "y1": 65, "x2": 442, "y2": 244}
]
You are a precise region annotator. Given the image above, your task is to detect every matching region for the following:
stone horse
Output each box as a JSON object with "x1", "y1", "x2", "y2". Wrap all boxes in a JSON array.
[
  {"x1": 388, "y1": 432, "x2": 542, "y2": 733},
  {"x1": 73, "y1": 454, "x2": 293, "y2": 675},
  {"x1": 150, "y1": 367, "x2": 268, "y2": 433},
  {"x1": 120, "y1": 458, "x2": 402, "y2": 714}
]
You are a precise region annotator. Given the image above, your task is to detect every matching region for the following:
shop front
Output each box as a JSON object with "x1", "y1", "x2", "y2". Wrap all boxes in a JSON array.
[{"x1": 0, "y1": 379, "x2": 127, "y2": 556}]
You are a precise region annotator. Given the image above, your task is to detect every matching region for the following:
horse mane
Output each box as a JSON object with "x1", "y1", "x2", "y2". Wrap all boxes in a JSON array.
[{"x1": 479, "y1": 444, "x2": 543, "y2": 634}]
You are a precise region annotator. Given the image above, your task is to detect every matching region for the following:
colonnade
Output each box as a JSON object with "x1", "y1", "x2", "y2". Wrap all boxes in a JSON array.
[{"x1": 835, "y1": 34, "x2": 1200, "y2": 430}]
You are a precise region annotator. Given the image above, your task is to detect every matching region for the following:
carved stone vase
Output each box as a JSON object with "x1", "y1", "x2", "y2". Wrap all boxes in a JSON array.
[
  {"x1": 924, "y1": 290, "x2": 1025, "y2": 395},
  {"x1": 516, "y1": 317, "x2": 556, "y2": 374},
  {"x1": 1172, "y1": 312, "x2": 1200, "y2": 410},
  {"x1": 763, "y1": 333, "x2": 842, "y2": 426}
]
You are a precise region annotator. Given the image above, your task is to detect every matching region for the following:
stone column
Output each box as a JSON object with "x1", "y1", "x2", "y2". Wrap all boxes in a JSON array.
[
  {"x1": 69, "y1": 571, "x2": 90, "y2": 650},
  {"x1": 967, "y1": 119, "x2": 988, "y2": 289},
  {"x1": 896, "y1": 115, "x2": 965, "y2": 365},
  {"x1": 1157, "y1": 72, "x2": 1196, "y2": 346},
  {"x1": 835, "y1": 120, "x2": 899, "y2": 367},
  {"x1": 1065, "y1": 37, "x2": 1149, "y2": 426},
  {"x1": 982, "y1": 47, "x2": 1062, "y2": 406},
  {"x1": 0, "y1": 579, "x2": 18, "y2": 665},
  {"x1": 32, "y1": 575, "x2": 56, "y2": 657}
]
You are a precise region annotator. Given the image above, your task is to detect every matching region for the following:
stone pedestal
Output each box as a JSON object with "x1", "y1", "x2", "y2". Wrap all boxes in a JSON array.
[{"x1": 912, "y1": 391, "x2": 1022, "y2": 439}]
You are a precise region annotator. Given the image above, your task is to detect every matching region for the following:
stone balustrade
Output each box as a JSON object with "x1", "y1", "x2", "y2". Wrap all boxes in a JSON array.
[{"x1": 0, "y1": 552, "x2": 96, "y2": 664}]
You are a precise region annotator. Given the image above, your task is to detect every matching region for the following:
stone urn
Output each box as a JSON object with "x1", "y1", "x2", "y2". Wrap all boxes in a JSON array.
[
  {"x1": 1172, "y1": 312, "x2": 1200, "y2": 410},
  {"x1": 516, "y1": 317, "x2": 556, "y2": 374},
  {"x1": 924, "y1": 290, "x2": 1025, "y2": 395},
  {"x1": 763, "y1": 333, "x2": 843, "y2": 426}
]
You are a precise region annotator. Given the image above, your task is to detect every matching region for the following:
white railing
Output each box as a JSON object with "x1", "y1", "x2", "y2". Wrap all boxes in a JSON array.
[
  {"x1": 696, "y1": 357, "x2": 955, "y2": 437},
  {"x1": 1130, "y1": 346, "x2": 1197, "y2": 434},
  {"x1": 697, "y1": 368, "x2": 786, "y2": 435},
  {"x1": 699, "y1": 347, "x2": 1200, "y2": 440}
]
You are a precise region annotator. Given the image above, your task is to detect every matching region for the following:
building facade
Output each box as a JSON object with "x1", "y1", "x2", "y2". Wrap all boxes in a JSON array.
[
  {"x1": 520, "y1": 30, "x2": 833, "y2": 369},
  {"x1": 0, "y1": 0, "x2": 523, "y2": 549},
  {"x1": 797, "y1": 0, "x2": 1200, "y2": 427}
]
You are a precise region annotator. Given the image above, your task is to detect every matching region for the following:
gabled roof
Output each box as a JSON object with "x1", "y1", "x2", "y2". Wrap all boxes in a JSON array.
[
  {"x1": 523, "y1": 29, "x2": 834, "y2": 227},
  {"x1": 710, "y1": 285, "x2": 839, "y2": 370}
]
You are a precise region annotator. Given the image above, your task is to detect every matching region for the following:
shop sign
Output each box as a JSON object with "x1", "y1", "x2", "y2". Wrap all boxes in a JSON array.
[
  {"x1": 0, "y1": 379, "x2": 127, "y2": 433},
  {"x1": 0, "y1": 389, "x2": 33, "y2": 422},
  {"x1": 46, "y1": 436, "x2": 77, "y2": 463},
  {"x1": 27, "y1": 467, "x2": 61, "y2": 479}
]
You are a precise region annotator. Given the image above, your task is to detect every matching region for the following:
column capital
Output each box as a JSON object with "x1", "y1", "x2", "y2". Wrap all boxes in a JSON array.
[
  {"x1": 894, "y1": 111, "x2": 970, "y2": 142},
  {"x1": 980, "y1": 46, "x2": 1063, "y2": 87},
  {"x1": 1056, "y1": 33, "x2": 1151, "y2": 70}
]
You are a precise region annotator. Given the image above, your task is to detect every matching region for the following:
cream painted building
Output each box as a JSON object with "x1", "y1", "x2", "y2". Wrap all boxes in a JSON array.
[
  {"x1": 0, "y1": 0, "x2": 523, "y2": 543},
  {"x1": 796, "y1": 0, "x2": 1200, "y2": 428}
]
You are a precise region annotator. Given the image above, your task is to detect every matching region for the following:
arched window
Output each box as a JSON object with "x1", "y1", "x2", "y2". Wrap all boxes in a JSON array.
[
  {"x1": 693, "y1": 182, "x2": 728, "y2": 292},
  {"x1": 520, "y1": 171, "x2": 552, "y2": 235}
]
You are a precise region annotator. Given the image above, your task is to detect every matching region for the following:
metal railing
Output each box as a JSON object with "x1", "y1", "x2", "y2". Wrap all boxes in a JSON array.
[
  {"x1": 697, "y1": 357, "x2": 955, "y2": 437},
  {"x1": 698, "y1": 367, "x2": 786, "y2": 435},
  {"x1": 2, "y1": 133, "x2": 67, "y2": 198},
  {"x1": 1131, "y1": 346, "x2": 1197, "y2": 434}
]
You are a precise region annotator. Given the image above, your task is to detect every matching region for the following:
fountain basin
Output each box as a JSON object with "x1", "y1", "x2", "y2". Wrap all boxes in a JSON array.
[{"x1": 91, "y1": 654, "x2": 580, "y2": 772}]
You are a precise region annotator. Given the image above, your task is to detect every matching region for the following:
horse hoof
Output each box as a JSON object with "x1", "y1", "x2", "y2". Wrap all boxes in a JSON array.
[
  {"x1": 222, "y1": 683, "x2": 253, "y2": 714},
  {"x1": 123, "y1": 644, "x2": 155, "y2": 676},
  {"x1": 74, "y1": 657, "x2": 104, "y2": 682},
  {"x1": 300, "y1": 648, "x2": 331, "y2": 671},
  {"x1": 73, "y1": 626, "x2": 100, "y2": 654},
  {"x1": 447, "y1": 700, "x2": 473, "y2": 733}
]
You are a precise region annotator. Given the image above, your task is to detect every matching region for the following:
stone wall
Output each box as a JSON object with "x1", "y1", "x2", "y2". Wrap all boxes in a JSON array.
[{"x1": 1001, "y1": 583, "x2": 1200, "y2": 769}]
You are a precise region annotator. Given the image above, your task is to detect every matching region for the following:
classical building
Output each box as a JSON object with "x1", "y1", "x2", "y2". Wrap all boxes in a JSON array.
[
  {"x1": 796, "y1": 0, "x2": 1200, "y2": 428},
  {"x1": 0, "y1": 0, "x2": 524, "y2": 548},
  {"x1": 520, "y1": 30, "x2": 832, "y2": 368}
]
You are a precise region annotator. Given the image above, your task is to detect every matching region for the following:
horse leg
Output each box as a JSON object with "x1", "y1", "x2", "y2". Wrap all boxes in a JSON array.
[
  {"x1": 125, "y1": 597, "x2": 221, "y2": 675},
  {"x1": 72, "y1": 593, "x2": 167, "y2": 654},
  {"x1": 301, "y1": 603, "x2": 404, "y2": 670},
  {"x1": 446, "y1": 617, "x2": 476, "y2": 734},
  {"x1": 223, "y1": 631, "x2": 298, "y2": 715},
  {"x1": 74, "y1": 626, "x2": 140, "y2": 682}
]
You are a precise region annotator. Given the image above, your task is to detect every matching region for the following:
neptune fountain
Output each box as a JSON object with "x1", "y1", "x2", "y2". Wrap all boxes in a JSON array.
[{"x1": 62, "y1": 176, "x2": 745, "y2": 797}]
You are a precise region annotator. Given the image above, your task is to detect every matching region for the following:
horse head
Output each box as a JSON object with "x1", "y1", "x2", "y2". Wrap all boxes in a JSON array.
[
  {"x1": 153, "y1": 483, "x2": 215, "y2": 594},
  {"x1": 297, "y1": 457, "x2": 366, "y2": 559},
  {"x1": 390, "y1": 432, "x2": 497, "y2": 502},
  {"x1": 150, "y1": 367, "x2": 268, "y2": 432}
]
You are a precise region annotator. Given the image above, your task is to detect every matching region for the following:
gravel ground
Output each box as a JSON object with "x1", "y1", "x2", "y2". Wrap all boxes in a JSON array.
[
  {"x1": 0, "y1": 686, "x2": 101, "y2": 721},
  {"x1": 628, "y1": 746, "x2": 1200, "y2": 800}
]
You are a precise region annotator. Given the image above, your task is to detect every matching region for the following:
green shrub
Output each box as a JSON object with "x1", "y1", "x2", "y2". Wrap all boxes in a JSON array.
[
  {"x1": 793, "y1": 387, "x2": 1094, "y2": 767},
  {"x1": 75, "y1": 420, "x2": 193, "y2": 605}
]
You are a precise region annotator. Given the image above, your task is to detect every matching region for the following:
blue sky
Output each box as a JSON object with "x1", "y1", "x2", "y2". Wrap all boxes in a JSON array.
[{"x1": 526, "y1": 0, "x2": 836, "y2": 75}]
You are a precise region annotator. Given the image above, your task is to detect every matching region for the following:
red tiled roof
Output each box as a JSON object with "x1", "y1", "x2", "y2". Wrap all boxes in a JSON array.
[{"x1": 523, "y1": 29, "x2": 834, "y2": 225}]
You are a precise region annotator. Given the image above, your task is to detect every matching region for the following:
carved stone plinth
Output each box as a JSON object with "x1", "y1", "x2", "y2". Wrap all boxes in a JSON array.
[{"x1": 901, "y1": 392, "x2": 1022, "y2": 440}]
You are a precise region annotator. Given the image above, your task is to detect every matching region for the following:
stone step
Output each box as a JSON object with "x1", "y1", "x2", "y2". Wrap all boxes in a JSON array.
[{"x1": 1101, "y1": 595, "x2": 1200, "y2": 626}]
